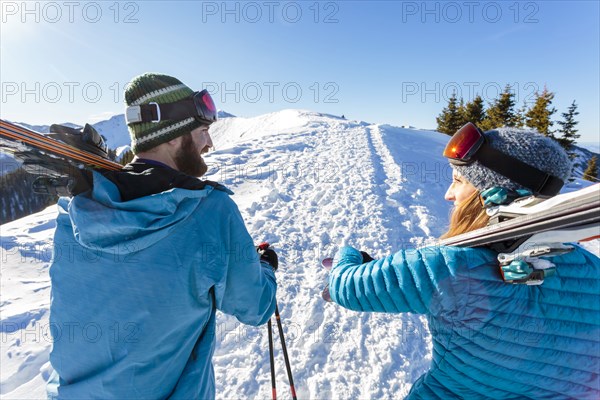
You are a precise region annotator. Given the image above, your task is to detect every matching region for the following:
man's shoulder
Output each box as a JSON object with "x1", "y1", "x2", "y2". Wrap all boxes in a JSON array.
[
  {"x1": 100, "y1": 162, "x2": 232, "y2": 201},
  {"x1": 186, "y1": 183, "x2": 239, "y2": 217}
]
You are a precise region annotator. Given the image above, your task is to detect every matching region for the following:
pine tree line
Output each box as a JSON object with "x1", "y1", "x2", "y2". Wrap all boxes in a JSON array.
[
  {"x1": 119, "y1": 149, "x2": 134, "y2": 165},
  {"x1": 436, "y1": 85, "x2": 581, "y2": 154}
]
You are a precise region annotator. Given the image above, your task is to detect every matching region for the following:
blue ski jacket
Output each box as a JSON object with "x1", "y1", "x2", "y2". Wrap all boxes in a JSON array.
[
  {"x1": 47, "y1": 170, "x2": 277, "y2": 399},
  {"x1": 329, "y1": 245, "x2": 600, "y2": 399}
]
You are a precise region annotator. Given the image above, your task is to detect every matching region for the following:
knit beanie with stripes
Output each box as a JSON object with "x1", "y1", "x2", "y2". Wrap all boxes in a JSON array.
[{"x1": 125, "y1": 73, "x2": 204, "y2": 154}]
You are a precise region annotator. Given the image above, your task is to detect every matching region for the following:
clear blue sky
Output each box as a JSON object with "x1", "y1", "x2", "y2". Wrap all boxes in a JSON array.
[{"x1": 1, "y1": 1, "x2": 599, "y2": 143}]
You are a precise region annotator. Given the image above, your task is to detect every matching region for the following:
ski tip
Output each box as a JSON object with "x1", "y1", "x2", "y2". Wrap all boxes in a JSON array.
[
  {"x1": 321, "y1": 285, "x2": 332, "y2": 302},
  {"x1": 321, "y1": 258, "x2": 334, "y2": 270}
]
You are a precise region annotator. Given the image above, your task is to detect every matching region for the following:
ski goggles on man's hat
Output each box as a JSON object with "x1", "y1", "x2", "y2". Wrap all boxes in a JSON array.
[
  {"x1": 126, "y1": 90, "x2": 217, "y2": 125},
  {"x1": 443, "y1": 122, "x2": 564, "y2": 196}
]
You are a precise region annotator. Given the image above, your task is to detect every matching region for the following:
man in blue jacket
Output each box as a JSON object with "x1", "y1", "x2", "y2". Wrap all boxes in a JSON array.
[{"x1": 47, "y1": 73, "x2": 278, "y2": 399}]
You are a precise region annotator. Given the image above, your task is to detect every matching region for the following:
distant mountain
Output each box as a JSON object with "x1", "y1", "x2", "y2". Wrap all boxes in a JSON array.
[
  {"x1": 92, "y1": 114, "x2": 129, "y2": 148},
  {"x1": 11, "y1": 121, "x2": 81, "y2": 133},
  {"x1": 578, "y1": 142, "x2": 600, "y2": 154},
  {"x1": 571, "y1": 145, "x2": 600, "y2": 179},
  {"x1": 218, "y1": 110, "x2": 236, "y2": 118}
]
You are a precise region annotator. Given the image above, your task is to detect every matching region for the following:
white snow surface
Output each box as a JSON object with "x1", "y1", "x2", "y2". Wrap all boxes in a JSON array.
[
  {"x1": 1, "y1": 110, "x2": 598, "y2": 399},
  {"x1": 91, "y1": 114, "x2": 129, "y2": 149}
]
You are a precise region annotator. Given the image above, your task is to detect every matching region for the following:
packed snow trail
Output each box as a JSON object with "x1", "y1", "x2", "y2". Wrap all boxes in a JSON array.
[
  {"x1": 204, "y1": 111, "x2": 452, "y2": 399},
  {"x1": 2, "y1": 110, "x2": 597, "y2": 399}
]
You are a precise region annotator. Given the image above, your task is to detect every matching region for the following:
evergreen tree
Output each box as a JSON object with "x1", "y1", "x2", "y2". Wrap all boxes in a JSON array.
[
  {"x1": 119, "y1": 149, "x2": 135, "y2": 165},
  {"x1": 436, "y1": 92, "x2": 465, "y2": 135},
  {"x1": 556, "y1": 100, "x2": 580, "y2": 151},
  {"x1": 107, "y1": 148, "x2": 118, "y2": 161},
  {"x1": 525, "y1": 87, "x2": 556, "y2": 136},
  {"x1": 462, "y1": 95, "x2": 485, "y2": 126},
  {"x1": 515, "y1": 101, "x2": 528, "y2": 128},
  {"x1": 458, "y1": 97, "x2": 467, "y2": 126},
  {"x1": 583, "y1": 156, "x2": 598, "y2": 182},
  {"x1": 480, "y1": 85, "x2": 518, "y2": 130}
]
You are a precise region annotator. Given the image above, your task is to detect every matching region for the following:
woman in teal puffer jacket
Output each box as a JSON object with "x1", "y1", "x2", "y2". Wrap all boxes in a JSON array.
[{"x1": 328, "y1": 123, "x2": 600, "y2": 399}]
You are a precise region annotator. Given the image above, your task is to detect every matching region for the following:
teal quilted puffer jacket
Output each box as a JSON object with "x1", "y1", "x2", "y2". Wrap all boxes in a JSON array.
[{"x1": 329, "y1": 245, "x2": 600, "y2": 399}]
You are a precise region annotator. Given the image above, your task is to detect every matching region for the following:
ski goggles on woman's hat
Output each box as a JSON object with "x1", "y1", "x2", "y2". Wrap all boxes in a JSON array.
[
  {"x1": 443, "y1": 122, "x2": 564, "y2": 196},
  {"x1": 126, "y1": 90, "x2": 217, "y2": 125},
  {"x1": 443, "y1": 122, "x2": 485, "y2": 165}
]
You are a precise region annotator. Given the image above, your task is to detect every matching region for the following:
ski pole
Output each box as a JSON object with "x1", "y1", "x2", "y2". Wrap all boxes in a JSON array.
[
  {"x1": 274, "y1": 303, "x2": 297, "y2": 400},
  {"x1": 268, "y1": 319, "x2": 277, "y2": 400}
]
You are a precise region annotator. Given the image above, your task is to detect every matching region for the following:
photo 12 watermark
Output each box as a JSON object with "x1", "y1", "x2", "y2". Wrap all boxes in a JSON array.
[
  {"x1": 202, "y1": 81, "x2": 340, "y2": 105},
  {"x1": 215, "y1": 319, "x2": 352, "y2": 346},
  {"x1": 1, "y1": 81, "x2": 130, "y2": 105},
  {"x1": 400, "y1": 81, "x2": 542, "y2": 104},
  {"x1": 1, "y1": 240, "x2": 141, "y2": 265},
  {"x1": 400, "y1": 1, "x2": 540, "y2": 24},
  {"x1": 1, "y1": 80, "x2": 340, "y2": 105},
  {"x1": 206, "y1": 159, "x2": 343, "y2": 186},
  {"x1": 1, "y1": 1, "x2": 140, "y2": 24},
  {"x1": 199, "y1": 1, "x2": 340, "y2": 24},
  {"x1": 1, "y1": 320, "x2": 141, "y2": 345}
]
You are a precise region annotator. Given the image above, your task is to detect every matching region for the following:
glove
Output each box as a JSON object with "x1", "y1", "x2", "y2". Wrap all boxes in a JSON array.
[{"x1": 257, "y1": 242, "x2": 278, "y2": 271}]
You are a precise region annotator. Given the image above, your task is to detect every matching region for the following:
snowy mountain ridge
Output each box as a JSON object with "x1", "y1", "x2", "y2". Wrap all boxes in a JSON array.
[
  {"x1": 1, "y1": 110, "x2": 598, "y2": 399},
  {"x1": 6, "y1": 110, "x2": 597, "y2": 176}
]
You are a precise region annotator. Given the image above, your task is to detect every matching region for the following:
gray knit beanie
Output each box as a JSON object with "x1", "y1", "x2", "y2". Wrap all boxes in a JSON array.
[
  {"x1": 125, "y1": 73, "x2": 204, "y2": 153},
  {"x1": 454, "y1": 128, "x2": 572, "y2": 194}
]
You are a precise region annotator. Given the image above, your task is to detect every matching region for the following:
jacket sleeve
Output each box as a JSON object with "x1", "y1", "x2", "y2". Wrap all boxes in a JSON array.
[
  {"x1": 214, "y1": 198, "x2": 277, "y2": 326},
  {"x1": 328, "y1": 245, "x2": 469, "y2": 315}
]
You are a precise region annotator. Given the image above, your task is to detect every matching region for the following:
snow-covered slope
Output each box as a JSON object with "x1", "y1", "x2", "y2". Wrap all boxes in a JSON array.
[
  {"x1": 1, "y1": 110, "x2": 598, "y2": 399},
  {"x1": 571, "y1": 144, "x2": 600, "y2": 178},
  {"x1": 91, "y1": 114, "x2": 128, "y2": 148},
  {"x1": 1, "y1": 207, "x2": 56, "y2": 397}
]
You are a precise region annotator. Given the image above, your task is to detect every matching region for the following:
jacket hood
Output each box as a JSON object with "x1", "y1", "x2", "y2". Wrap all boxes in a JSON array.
[{"x1": 58, "y1": 170, "x2": 216, "y2": 252}]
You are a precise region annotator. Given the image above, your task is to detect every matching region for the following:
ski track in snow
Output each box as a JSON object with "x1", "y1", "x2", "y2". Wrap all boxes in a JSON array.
[
  {"x1": 208, "y1": 114, "x2": 451, "y2": 399},
  {"x1": 1, "y1": 110, "x2": 597, "y2": 399}
]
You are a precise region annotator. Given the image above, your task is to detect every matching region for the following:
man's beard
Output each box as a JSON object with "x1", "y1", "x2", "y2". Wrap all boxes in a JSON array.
[{"x1": 174, "y1": 134, "x2": 209, "y2": 177}]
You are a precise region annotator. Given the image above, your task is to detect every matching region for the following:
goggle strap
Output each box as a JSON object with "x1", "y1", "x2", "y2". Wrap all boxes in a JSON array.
[
  {"x1": 476, "y1": 143, "x2": 564, "y2": 196},
  {"x1": 137, "y1": 99, "x2": 199, "y2": 124}
]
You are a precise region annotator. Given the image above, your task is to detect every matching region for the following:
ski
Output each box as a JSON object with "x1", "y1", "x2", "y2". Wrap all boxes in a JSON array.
[
  {"x1": 1, "y1": 119, "x2": 122, "y2": 195},
  {"x1": 0, "y1": 119, "x2": 122, "y2": 173},
  {"x1": 320, "y1": 184, "x2": 599, "y2": 297},
  {"x1": 434, "y1": 184, "x2": 599, "y2": 252}
]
